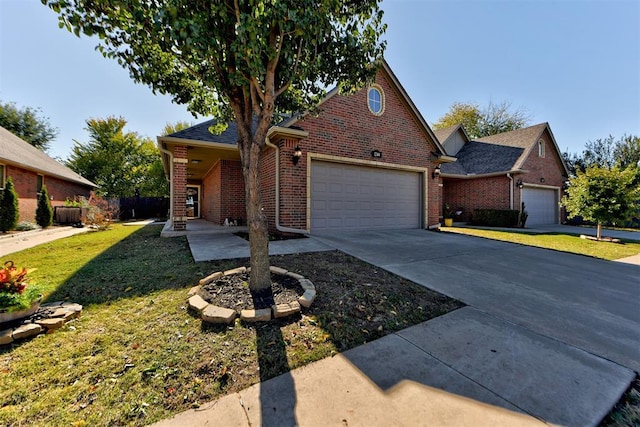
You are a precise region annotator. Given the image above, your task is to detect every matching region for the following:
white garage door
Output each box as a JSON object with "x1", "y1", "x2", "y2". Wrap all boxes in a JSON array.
[
  {"x1": 311, "y1": 161, "x2": 422, "y2": 232},
  {"x1": 522, "y1": 187, "x2": 558, "y2": 225}
]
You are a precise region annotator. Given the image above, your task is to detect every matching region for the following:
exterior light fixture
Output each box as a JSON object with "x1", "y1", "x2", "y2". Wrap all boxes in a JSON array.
[
  {"x1": 539, "y1": 177, "x2": 545, "y2": 183},
  {"x1": 516, "y1": 179, "x2": 524, "y2": 189},
  {"x1": 292, "y1": 146, "x2": 302, "y2": 165},
  {"x1": 432, "y1": 165, "x2": 441, "y2": 179}
]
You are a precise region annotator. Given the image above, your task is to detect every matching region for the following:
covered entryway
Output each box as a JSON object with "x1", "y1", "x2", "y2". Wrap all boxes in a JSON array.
[
  {"x1": 310, "y1": 161, "x2": 422, "y2": 233},
  {"x1": 522, "y1": 186, "x2": 558, "y2": 225}
]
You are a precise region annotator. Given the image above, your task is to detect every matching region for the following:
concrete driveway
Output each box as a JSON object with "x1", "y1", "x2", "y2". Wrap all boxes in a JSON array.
[{"x1": 314, "y1": 229, "x2": 640, "y2": 373}]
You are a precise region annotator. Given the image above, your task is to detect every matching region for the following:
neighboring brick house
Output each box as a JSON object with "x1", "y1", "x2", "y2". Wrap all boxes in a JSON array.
[
  {"x1": 436, "y1": 122, "x2": 570, "y2": 225},
  {"x1": 157, "y1": 61, "x2": 453, "y2": 234},
  {"x1": 0, "y1": 126, "x2": 96, "y2": 223}
]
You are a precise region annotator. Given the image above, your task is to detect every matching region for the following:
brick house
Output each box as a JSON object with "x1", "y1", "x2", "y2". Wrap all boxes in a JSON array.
[
  {"x1": 158, "y1": 61, "x2": 453, "y2": 234},
  {"x1": 436, "y1": 122, "x2": 570, "y2": 225},
  {"x1": 0, "y1": 126, "x2": 96, "y2": 223}
]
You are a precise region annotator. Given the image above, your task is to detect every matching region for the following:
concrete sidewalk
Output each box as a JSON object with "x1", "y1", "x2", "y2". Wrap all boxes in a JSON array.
[
  {"x1": 154, "y1": 307, "x2": 633, "y2": 427},
  {"x1": 0, "y1": 226, "x2": 91, "y2": 257}
]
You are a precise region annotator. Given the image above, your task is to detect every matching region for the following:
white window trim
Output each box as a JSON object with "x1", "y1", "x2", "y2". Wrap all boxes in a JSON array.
[
  {"x1": 538, "y1": 139, "x2": 545, "y2": 158},
  {"x1": 367, "y1": 84, "x2": 385, "y2": 116}
]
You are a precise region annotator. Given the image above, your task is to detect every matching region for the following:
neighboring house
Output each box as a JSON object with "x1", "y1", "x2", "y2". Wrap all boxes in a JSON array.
[
  {"x1": 158, "y1": 60, "x2": 453, "y2": 234},
  {"x1": 0, "y1": 126, "x2": 96, "y2": 223},
  {"x1": 437, "y1": 122, "x2": 570, "y2": 225}
]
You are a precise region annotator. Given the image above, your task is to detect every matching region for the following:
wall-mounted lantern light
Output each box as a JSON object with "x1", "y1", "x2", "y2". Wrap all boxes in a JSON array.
[
  {"x1": 516, "y1": 179, "x2": 524, "y2": 189},
  {"x1": 432, "y1": 165, "x2": 441, "y2": 179},
  {"x1": 292, "y1": 146, "x2": 302, "y2": 165},
  {"x1": 539, "y1": 177, "x2": 545, "y2": 183}
]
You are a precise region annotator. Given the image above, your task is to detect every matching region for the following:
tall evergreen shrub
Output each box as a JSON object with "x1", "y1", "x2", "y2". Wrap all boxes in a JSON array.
[
  {"x1": 36, "y1": 184, "x2": 53, "y2": 228},
  {"x1": 0, "y1": 178, "x2": 19, "y2": 232}
]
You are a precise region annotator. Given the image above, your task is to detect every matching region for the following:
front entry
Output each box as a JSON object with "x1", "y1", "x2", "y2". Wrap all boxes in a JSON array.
[{"x1": 186, "y1": 185, "x2": 200, "y2": 219}]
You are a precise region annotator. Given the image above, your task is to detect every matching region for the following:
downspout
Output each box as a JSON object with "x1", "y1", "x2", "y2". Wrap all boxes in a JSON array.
[
  {"x1": 507, "y1": 173, "x2": 514, "y2": 210},
  {"x1": 265, "y1": 132, "x2": 310, "y2": 235},
  {"x1": 158, "y1": 144, "x2": 174, "y2": 227}
]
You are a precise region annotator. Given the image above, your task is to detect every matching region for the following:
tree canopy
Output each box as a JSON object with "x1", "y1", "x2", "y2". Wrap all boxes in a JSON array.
[
  {"x1": 563, "y1": 134, "x2": 640, "y2": 177},
  {"x1": 0, "y1": 100, "x2": 58, "y2": 152},
  {"x1": 561, "y1": 167, "x2": 639, "y2": 238},
  {"x1": 44, "y1": 0, "x2": 387, "y2": 291},
  {"x1": 66, "y1": 117, "x2": 168, "y2": 198},
  {"x1": 433, "y1": 100, "x2": 531, "y2": 139}
]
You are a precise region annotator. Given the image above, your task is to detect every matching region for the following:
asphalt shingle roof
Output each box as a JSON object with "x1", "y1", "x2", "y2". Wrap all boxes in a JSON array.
[
  {"x1": 168, "y1": 119, "x2": 244, "y2": 145},
  {"x1": 0, "y1": 126, "x2": 96, "y2": 187}
]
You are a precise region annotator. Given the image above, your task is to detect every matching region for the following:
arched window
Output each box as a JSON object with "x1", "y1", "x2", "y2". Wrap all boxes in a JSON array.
[
  {"x1": 367, "y1": 85, "x2": 385, "y2": 116},
  {"x1": 538, "y1": 139, "x2": 545, "y2": 157}
]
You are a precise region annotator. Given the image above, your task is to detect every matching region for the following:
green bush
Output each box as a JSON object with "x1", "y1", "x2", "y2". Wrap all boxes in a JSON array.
[
  {"x1": 35, "y1": 185, "x2": 53, "y2": 228},
  {"x1": 0, "y1": 178, "x2": 19, "y2": 232},
  {"x1": 471, "y1": 209, "x2": 519, "y2": 227}
]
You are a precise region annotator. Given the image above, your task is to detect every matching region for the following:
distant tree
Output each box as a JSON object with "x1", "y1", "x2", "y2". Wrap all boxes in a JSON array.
[
  {"x1": 0, "y1": 178, "x2": 20, "y2": 232},
  {"x1": 66, "y1": 117, "x2": 168, "y2": 198},
  {"x1": 561, "y1": 167, "x2": 639, "y2": 239},
  {"x1": 36, "y1": 185, "x2": 54, "y2": 228},
  {"x1": 563, "y1": 134, "x2": 640, "y2": 176},
  {"x1": 161, "y1": 121, "x2": 193, "y2": 136},
  {"x1": 433, "y1": 100, "x2": 531, "y2": 139},
  {"x1": 0, "y1": 100, "x2": 58, "y2": 152},
  {"x1": 562, "y1": 150, "x2": 587, "y2": 178},
  {"x1": 613, "y1": 134, "x2": 640, "y2": 170}
]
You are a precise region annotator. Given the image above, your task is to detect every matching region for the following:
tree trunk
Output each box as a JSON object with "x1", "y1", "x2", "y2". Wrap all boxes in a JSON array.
[
  {"x1": 596, "y1": 222, "x2": 602, "y2": 240},
  {"x1": 244, "y1": 139, "x2": 271, "y2": 292}
]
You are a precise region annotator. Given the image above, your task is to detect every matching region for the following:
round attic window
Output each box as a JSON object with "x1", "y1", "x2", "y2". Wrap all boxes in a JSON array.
[{"x1": 367, "y1": 85, "x2": 385, "y2": 116}]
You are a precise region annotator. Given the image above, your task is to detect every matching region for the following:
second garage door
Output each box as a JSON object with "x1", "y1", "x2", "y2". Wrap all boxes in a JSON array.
[
  {"x1": 522, "y1": 187, "x2": 558, "y2": 226},
  {"x1": 310, "y1": 161, "x2": 422, "y2": 233}
]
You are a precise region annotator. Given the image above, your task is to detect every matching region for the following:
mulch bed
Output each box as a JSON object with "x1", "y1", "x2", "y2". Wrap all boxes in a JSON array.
[{"x1": 198, "y1": 272, "x2": 303, "y2": 310}]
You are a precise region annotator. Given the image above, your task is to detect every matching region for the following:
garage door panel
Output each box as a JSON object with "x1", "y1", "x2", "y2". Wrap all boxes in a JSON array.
[
  {"x1": 522, "y1": 187, "x2": 558, "y2": 226},
  {"x1": 311, "y1": 161, "x2": 421, "y2": 232}
]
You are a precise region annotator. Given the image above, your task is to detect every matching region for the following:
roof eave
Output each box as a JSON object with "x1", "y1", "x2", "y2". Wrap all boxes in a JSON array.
[
  {"x1": 441, "y1": 169, "x2": 527, "y2": 179},
  {"x1": 0, "y1": 158, "x2": 96, "y2": 188}
]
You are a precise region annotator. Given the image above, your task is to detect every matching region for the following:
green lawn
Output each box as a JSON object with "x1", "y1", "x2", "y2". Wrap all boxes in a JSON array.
[
  {"x1": 0, "y1": 224, "x2": 461, "y2": 426},
  {"x1": 441, "y1": 227, "x2": 640, "y2": 260}
]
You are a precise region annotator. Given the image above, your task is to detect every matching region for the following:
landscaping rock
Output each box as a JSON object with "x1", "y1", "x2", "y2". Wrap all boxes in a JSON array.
[
  {"x1": 224, "y1": 266, "x2": 246, "y2": 276},
  {"x1": 269, "y1": 266, "x2": 288, "y2": 275},
  {"x1": 202, "y1": 305, "x2": 236, "y2": 324},
  {"x1": 40, "y1": 301, "x2": 65, "y2": 308},
  {"x1": 61, "y1": 303, "x2": 83, "y2": 315},
  {"x1": 298, "y1": 289, "x2": 316, "y2": 308},
  {"x1": 240, "y1": 308, "x2": 272, "y2": 322},
  {"x1": 0, "y1": 329, "x2": 13, "y2": 345},
  {"x1": 199, "y1": 271, "x2": 223, "y2": 286},
  {"x1": 187, "y1": 285, "x2": 202, "y2": 297},
  {"x1": 51, "y1": 308, "x2": 77, "y2": 320},
  {"x1": 286, "y1": 271, "x2": 305, "y2": 280},
  {"x1": 188, "y1": 295, "x2": 209, "y2": 313},
  {"x1": 273, "y1": 301, "x2": 301, "y2": 318},
  {"x1": 12, "y1": 323, "x2": 43, "y2": 340},
  {"x1": 36, "y1": 318, "x2": 66, "y2": 330},
  {"x1": 298, "y1": 278, "x2": 315, "y2": 292}
]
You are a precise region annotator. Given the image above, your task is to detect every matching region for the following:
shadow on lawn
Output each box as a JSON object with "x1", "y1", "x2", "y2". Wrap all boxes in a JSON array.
[{"x1": 44, "y1": 225, "x2": 239, "y2": 306}]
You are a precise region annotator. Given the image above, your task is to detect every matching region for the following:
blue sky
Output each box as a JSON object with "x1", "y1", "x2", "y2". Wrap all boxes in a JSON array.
[{"x1": 1, "y1": 0, "x2": 638, "y2": 160}]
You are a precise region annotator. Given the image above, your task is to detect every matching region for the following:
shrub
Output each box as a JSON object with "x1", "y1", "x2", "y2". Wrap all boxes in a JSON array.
[
  {"x1": 36, "y1": 185, "x2": 53, "y2": 228},
  {"x1": 0, "y1": 177, "x2": 19, "y2": 232},
  {"x1": 471, "y1": 209, "x2": 519, "y2": 227},
  {"x1": 85, "y1": 192, "x2": 119, "y2": 230},
  {"x1": 518, "y1": 202, "x2": 528, "y2": 228},
  {"x1": 15, "y1": 222, "x2": 38, "y2": 231}
]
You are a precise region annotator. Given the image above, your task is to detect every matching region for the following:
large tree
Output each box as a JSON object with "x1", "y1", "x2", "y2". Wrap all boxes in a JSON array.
[
  {"x1": 67, "y1": 117, "x2": 168, "y2": 198},
  {"x1": 563, "y1": 134, "x2": 640, "y2": 177},
  {"x1": 0, "y1": 100, "x2": 58, "y2": 152},
  {"x1": 561, "y1": 167, "x2": 639, "y2": 239},
  {"x1": 433, "y1": 100, "x2": 531, "y2": 139},
  {"x1": 44, "y1": 0, "x2": 386, "y2": 291}
]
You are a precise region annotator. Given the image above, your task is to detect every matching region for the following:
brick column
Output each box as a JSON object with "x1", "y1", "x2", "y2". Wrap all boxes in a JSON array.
[{"x1": 172, "y1": 145, "x2": 188, "y2": 231}]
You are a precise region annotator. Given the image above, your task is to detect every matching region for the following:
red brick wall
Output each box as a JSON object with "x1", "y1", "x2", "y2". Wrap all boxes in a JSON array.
[
  {"x1": 444, "y1": 176, "x2": 511, "y2": 222},
  {"x1": 260, "y1": 147, "x2": 277, "y2": 230},
  {"x1": 172, "y1": 145, "x2": 187, "y2": 231},
  {"x1": 272, "y1": 69, "x2": 442, "y2": 229},
  {"x1": 4, "y1": 164, "x2": 91, "y2": 223},
  {"x1": 201, "y1": 160, "x2": 245, "y2": 225},
  {"x1": 202, "y1": 161, "x2": 221, "y2": 223}
]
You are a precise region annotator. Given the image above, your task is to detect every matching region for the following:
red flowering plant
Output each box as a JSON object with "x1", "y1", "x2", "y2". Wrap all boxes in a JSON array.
[{"x1": 0, "y1": 261, "x2": 39, "y2": 312}]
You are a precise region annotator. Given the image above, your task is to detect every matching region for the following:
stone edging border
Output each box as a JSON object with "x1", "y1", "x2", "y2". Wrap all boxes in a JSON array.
[
  {"x1": 186, "y1": 266, "x2": 316, "y2": 324},
  {"x1": 0, "y1": 302, "x2": 83, "y2": 345}
]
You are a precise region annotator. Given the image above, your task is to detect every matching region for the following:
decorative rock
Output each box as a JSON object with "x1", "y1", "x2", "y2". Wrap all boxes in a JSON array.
[
  {"x1": 187, "y1": 285, "x2": 202, "y2": 297},
  {"x1": 12, "y1": 323, "x2": 43, "y2": 340},
  {"x1": 298, "y1": 279, "x2": 315, "y2": 292},
  {"x1": 298, "y1": 289, "x2": 316, "y2": 308},
  {"x1": 0, "y1": 329, "x2": 13, "y2": 345},
  {"x1": 273, "y1": 301, "x2": 301, "y2": 318},
  {"x1": 269, "y1": 266, "x2": 288, "y2": 275},
  {"x1": 40, "y1": 301, "x2": 64, "y2": 308},
  {"x1": 51, "y1": 308, "x2": 79, "y2": 320},
  {"x1": 286, "y1": 271, "x2": 305, "y2": 280},
  {"x1": 240, "y1": 308, "x2": 272, "y2": 322},
  {"x1": 188, "y1": 295, "x2": 209, "y2": 313},
  {"x1": 61, "y1": 303, "x2": 83, "y2": 314},
  {"x1": 199, "y1": 271, "x2": 223, "y2": 286},
  {"x1": 224, "y1": 266, "x2": 246, "y2": 276},
  {"x1": 36, "y1": 318, "x2": 66, "y2": 330},
  {"x1": 202, "y1": 305, "x2": 237, "y2": 324}
]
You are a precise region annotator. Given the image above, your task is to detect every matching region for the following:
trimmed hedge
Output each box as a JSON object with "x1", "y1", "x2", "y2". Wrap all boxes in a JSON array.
[{"x1": 471, "y1": 209, "x2": 519, "y2": 227}]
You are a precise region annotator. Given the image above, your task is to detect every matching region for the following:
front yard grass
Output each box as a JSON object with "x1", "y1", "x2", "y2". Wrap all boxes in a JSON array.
[
  {"x1": 0, "y1": 224, "x2": 462, "y2": 426},
  {"x1": 442, "y1": 227, "x2": 640, "y2": 260}
]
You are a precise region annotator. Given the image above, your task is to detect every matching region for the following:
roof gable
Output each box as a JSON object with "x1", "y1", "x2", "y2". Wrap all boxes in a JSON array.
[{"x1": 0, "y1": 126, "x2": 96, "y2": 187}]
